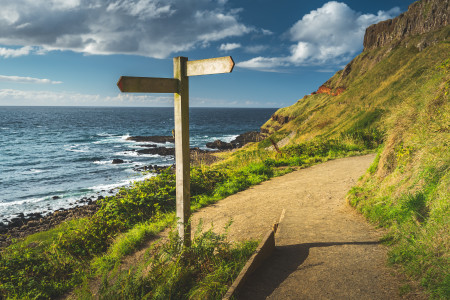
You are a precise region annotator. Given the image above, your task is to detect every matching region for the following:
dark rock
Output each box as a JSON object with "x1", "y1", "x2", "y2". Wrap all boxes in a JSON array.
[
  {"x1": 97, "y1": 196, "x2": 104, "y2": 200},
  {"x1": 52, "y1": 196, "x2": 60, "y2": 200},
  {"x1": 206, "y1": 131, "x2": 263, "y2": 150},
  {"x1": 363, "y1": 0, "x2": 449, "y2": 51},
  {"x1": 26, "y1": 213, "x2": 42, "y2": 220},
  {"x1": 133, "y1": 164, "x2": 171, "y2": 173},
  {"x1": 137, "y1": 147, "x2": 175, "y2": 156},
  {"x1": 206, "y1": 140, "x2": 234, "y2": 150},
  {"x1": 127, "y1": 136, "x2": 174, "y2": 143},
  {"x1": 230, "y1": 131, "x2": 264, "y2": 148},
  {"x1": 27, "y1": 220, "x2": 39, "y2": 227},
  {"x1": 112, "y1": 158, "x2": 125, "y2": 164}
]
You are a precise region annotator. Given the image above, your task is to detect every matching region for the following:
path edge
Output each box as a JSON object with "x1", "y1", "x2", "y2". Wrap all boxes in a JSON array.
[{"x1": 223, "y1": 209, "x2": 285, "y2": 300}]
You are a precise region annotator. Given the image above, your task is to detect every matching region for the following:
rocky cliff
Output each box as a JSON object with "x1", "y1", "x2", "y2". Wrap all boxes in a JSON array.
[
  {"x1": 260, "y1": 0, "x2": 449, "y2": 136},
  {"x1": 312, "y1": 85, "x2": 346, "y2": 96},
  {"x1": 364, "y1": 0, "x2": 449, "y2": 51}
]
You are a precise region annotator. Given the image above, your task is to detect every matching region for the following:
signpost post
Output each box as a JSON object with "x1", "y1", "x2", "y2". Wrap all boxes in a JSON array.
[{"x1": 117, "y1": 56, "x2": 234, "y2": 246}]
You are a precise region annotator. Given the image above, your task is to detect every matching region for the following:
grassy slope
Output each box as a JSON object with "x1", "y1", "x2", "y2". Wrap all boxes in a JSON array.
[
  {"x1": 1, "y1": 24, "x2": 447, "y2": 300},
  {"x1": 261, "y1": 25, "x2": 450, "y2": 298},
  {"x1": 262, "y1": 26, "x2": 449, "y2": 142}
]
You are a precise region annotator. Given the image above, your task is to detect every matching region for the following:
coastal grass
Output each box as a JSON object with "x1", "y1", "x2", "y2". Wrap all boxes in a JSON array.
[
  {"x1": 4, "y1": 34, "x2": 448, "y2": 300},
  {"x1": 256, "y1": 27, "x2": 449, "y2": 297},
  {"x1": 0, "y1": 134, "x2": 373, "y2": 299},
  {"x1": 346, "y1": 47, "x2": 450, "y2": 298},
  {"x1": 93, "y1": 223, "x2": 258, "y2": 300}
]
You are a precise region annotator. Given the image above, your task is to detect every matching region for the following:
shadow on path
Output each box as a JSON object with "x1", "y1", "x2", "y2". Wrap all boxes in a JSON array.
[{"x1": 236, "y1": 241, "x2": 380, "y2": 299}]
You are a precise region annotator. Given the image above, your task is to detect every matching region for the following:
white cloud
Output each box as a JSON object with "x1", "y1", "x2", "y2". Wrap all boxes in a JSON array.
[
  {"x1": 219, "y1": 43, "x2": 241, "y2": 51},
  {"x1": 0, "y1": 0, "x2": 252, "y2": 58},
  {"x1": 237, "y1": 57, "x2": 289, "y2": 72},
  {"x1": 0, "y1": 46, "x2": 34, "y2": 58},
  {"x1": 0, "y1": 89, "x2": 173, "y2": 107},
  {"x1": 0, "y1": 89, "x2": 274, "y2": 107},
  {"x1": 261, "y1": 29, "x2": 273, "y2": 35},
  {"x1": 0, "y1": 75, "x2": 62, "y2": 84},
  {"x1": 238, "y1": 1, "x2": 401, "y2": 71}
]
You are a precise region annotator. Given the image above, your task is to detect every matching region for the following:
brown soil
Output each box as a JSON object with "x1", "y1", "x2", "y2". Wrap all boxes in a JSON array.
[{"x1": 189, "y1": 154, "x2": 425, "y2": 299}]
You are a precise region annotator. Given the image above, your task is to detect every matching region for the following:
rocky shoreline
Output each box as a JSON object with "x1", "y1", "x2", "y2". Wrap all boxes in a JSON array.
[
  {"x1": 0, "y1": 199, "x2": 100, "y2": 248},
  {"x1": 0, "y1": 131, "x2": 263, "y2": 248}
]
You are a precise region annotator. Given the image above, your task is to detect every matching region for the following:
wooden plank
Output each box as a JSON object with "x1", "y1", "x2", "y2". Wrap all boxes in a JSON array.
[
  {"x1": 186, "y1": 56, "x2": 234, "y2": 76},
  {"x1": 117, "y1": 76, "x2": 179, "y2": 93},
  {"x1": 173, "y1": 56, "x2": 191, "y2": 246}
]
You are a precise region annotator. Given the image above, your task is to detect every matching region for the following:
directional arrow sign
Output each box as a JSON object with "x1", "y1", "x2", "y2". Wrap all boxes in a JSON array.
[
  {"x1": 186, "y1": 56, "x2": 234, "y2": 76},
  {"x1": 117, "y1": 76, "x2": 179, "y2": 93},
  {"x1": 116, "y1": 56, "x2": 234, "y2": 246}
]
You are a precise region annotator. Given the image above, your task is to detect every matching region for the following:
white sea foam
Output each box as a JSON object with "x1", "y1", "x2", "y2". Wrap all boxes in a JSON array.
[
  {"x1": 0, "y1": 196, "x2": 47, "y2": 208},
  {"x1": 93, "y1": 133, "x2": 133, "y2": 145},
  {"x1": 24, "y1": 168, "x2": 45, "y2": 174},
  {"x1": 89, "y1": 173, "x2": 156, "y2": 192},
  {"x1": 114, "y1": 151, "x2": 160, "y2": 158},
  {"x1": 65, "y1": 144, "x2": 90, "y2": 153},
  {"x1": 221, "y1": 134, "x2": 239, "y2": 143},
  {"x1": 96, "y1": 132, "x2": 114, "y2": 137},
  {"x1": 139, "y1": 154, "x2": 162, "y2": 158},
  {"x1": 115, "y1": 151, "x2": 139, "y2": 157},
  {"x1": 120, "y1": 134, "x2": 132, "y2": 141},
  {"x1": 93, "y1": 160, "x2": 111, "y2": 165}
]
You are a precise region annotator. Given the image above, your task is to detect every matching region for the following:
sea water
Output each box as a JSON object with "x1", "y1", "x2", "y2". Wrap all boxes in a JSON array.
[{"x1": 0, "y1": 106, "x2": 277, "y2": 223}]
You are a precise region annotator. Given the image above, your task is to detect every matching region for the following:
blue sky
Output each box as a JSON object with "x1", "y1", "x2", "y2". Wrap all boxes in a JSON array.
[{"x1": 0, "y1": 0, "x2": 415, "y2": 108}]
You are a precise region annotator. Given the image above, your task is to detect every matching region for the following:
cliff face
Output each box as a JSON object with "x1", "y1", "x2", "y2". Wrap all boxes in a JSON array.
[
  {"x1": 260, "y1": 0, "x2": 450, "y2": 136},
  {"x1": 364, "y1": 0, "x2": 449, "y2": 51},
  {"x1": 312, "y1": 85, "x2": 346, "y2": 96}
]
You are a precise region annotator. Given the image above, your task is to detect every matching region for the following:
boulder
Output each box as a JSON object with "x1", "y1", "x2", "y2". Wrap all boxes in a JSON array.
[
  {"x1": 136, "y1": 147, "x2": 175, "y2": 156},
  {"x1": 127, "y1": 136, "x2": 174, "y2": 143},
  {"x1": 206, "y1": 139, "x2": 233, "y2": 150}
]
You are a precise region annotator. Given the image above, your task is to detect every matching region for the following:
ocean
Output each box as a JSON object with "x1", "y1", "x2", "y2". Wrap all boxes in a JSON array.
[{"x1": 0, "y1": 106, "x2": 277, "y2": 223}]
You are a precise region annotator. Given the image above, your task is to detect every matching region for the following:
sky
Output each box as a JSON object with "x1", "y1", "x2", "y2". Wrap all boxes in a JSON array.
[{"x1": 0, "y1": 0, "x2": 416, "y2": 108}]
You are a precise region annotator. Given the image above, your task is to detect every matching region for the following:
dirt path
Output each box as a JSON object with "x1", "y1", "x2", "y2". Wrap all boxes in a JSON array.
[{"x1": 190, "y1": 154, "x2": 424, "y2": 299}]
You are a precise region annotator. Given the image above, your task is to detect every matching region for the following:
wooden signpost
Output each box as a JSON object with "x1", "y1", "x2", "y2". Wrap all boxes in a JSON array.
[{"x1": 117, "y1": 56, "x2": 234, "y2": 245}]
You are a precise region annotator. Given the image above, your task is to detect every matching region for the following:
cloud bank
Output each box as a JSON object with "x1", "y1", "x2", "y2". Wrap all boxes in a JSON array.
[
  {"x1": 0, "y1": 89, "x2": 275, "y2": 107},
  {"x1": 0, "y1": 75, "x2": 62, "y2": 84},
  {"x1": 238, "y1": 1, "x2": 400, "y2": 71},
  {"x1": 0, "y1": 89, "x2": 173, "y2": 107},
  {"x1": 0, "y1": 0, "x2": 251, "y2": 58},
  {"x1": 0, "y1": 46, "x2": 35, "y2": 58}
]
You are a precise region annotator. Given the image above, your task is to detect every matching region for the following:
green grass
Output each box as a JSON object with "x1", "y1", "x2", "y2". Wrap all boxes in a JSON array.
[
  {"x1": 1, "y1": 135, "x2": 372, "y2": 299},
  {"x1": 2, "y1": 19, "x2": 448, "y2": 300},
  {"x1": 347, "y1": 53, "x2": 449, "y2": 298},
  {"x1": 94, "y1": 223, "x2": 258, "y2": 300},
  {"x1": 261, "y1": 24, "x2": 450, "y2": 298}
]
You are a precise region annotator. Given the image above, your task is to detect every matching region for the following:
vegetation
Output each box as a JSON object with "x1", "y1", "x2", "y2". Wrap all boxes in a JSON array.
[
  {"x1": 258, "y1": 24, "x2": 449, "y2": 298},
  {"x1": 94, "y1": 223, "x2": 258, "y2": 300},
  {"x1": 1, "y1": 13, "x2": 448, "y2": 300},
  {"x1": 347, "y1": 56, "x2": 449, "y2": 298},
  {"x1": 0, "y1": 133, "x2": 372, "y2": 299}
]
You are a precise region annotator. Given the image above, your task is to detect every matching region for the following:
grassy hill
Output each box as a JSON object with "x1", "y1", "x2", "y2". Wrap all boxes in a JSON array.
[
  {"x1": 256, "y1": 15, "x2": 449, "y2": 299},
  {"x1": 0, "y1": 0, "x2": 448, "y2": 299}
]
